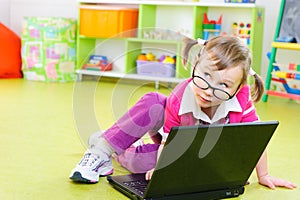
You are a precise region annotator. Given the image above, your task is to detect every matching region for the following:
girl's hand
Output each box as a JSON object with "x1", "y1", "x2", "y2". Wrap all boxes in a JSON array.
[
  {"x1": 258, "y1": 174, "x2": 297, "y2": 189},
  {"x1": 145, "y1": 168, "x2": 155, "y2": 180},
  {"x1": 145, "y1": 144, "x2": 164, "y2": 181}
]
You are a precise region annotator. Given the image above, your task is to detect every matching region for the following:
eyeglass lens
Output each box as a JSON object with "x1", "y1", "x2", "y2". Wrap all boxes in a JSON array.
[{"x1": 193, "y1": 77, "x2": 230, "y2": 100}]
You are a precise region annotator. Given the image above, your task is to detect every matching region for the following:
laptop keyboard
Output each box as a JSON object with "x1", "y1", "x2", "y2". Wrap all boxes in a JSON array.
[{"x1": 123, "y1": 180, "x2": 148, "y2": 196}]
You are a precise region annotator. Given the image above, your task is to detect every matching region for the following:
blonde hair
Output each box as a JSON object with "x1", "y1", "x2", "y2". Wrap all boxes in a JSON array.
[{"x1": 182, "y1": 35, "x2": 264, "y2": 103}]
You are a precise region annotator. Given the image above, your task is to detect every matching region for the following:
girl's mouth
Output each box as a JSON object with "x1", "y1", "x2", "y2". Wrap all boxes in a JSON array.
[{"x1": 197, "y1": 94, "x2": 211, "y2": 103}]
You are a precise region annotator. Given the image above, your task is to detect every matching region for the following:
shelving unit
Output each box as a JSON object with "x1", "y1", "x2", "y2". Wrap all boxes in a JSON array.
[{"x1": 76, "y1": 0, "x2": 264, "y2": 85}]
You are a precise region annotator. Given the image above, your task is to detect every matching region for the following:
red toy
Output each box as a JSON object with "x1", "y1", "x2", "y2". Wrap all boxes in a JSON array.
[
  {"x1": 202, "y1": 13, "x2": 223, "y2": 40},
  {"x1": 0, "y1": 23, "x2": 22, "y2": 78}
]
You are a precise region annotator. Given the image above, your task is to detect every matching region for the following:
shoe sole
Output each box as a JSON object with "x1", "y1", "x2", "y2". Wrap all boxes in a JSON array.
[
  {"x1": 99, "y1": 169, "x2": 114, "y2": 177},
  {"x1": 70, "y1": 172, "x2": 98, "y2": 184},
  {"x1": 70, "y1": 169, "x2": 114, "y2": 183}
]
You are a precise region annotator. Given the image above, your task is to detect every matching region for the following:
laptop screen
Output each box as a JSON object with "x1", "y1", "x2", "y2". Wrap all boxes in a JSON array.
[{"x1": 145, "y1": 121, "x2": 279, "y2": 198}]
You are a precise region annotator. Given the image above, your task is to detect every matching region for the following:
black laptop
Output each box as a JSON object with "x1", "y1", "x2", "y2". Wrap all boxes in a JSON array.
[{"x1": 107, "y1": 121, "x2": 279, "y2": 200}]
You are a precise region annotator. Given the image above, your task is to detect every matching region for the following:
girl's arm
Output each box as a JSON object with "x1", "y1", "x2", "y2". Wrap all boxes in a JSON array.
[
  {"x1": 255, "y1": 150, "x2": 268, "y2": 181},
  {"x1": 145, "y1": 85, "x2": 183, "y2": 180},
  {"x1": 256, "y1": 150, "x2": 297, "y2": 189},
  {"x1": 163, "y1": 95, "x2": 181, "y2": 133},
  {"x1": 145, "y1": 144, "x2": 164, "y2": 180},
  {"x1": 239, "y1": 89, "x2": 296, "y2": 189}
]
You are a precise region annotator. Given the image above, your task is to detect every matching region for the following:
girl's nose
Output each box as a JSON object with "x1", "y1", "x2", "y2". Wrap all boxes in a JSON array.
[{"x1": 202, "y1": 87, "x2": 214, "y2": 97}]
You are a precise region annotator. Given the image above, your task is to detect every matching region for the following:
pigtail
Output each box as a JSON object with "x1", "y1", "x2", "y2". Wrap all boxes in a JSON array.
[
  {"x1": 251, "y1": 73, "x2": 264, "y2": 103},
  {"x1": 181, "y1": 37, "x2": 198, "y2": 68}
]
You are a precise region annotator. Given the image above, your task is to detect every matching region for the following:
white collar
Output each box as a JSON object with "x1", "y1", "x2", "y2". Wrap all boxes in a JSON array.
[{"x1": 179, "y1": 82, "x2": 242, "y2": 124}]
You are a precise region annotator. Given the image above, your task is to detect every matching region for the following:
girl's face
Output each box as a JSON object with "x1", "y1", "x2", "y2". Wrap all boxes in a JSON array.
[{"x1": 191, "y1": 57, "x2": 243, "y2": 109}]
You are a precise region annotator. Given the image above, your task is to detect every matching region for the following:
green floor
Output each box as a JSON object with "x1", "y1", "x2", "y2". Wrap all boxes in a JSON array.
[{"x1": 0, "y1": 78, "x2": 299, "y2": 199}]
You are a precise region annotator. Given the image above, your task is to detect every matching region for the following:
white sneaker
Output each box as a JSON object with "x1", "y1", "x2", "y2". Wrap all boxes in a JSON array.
[{"x1": 69, "y1": 150, "x2": 113, "y2": 183}]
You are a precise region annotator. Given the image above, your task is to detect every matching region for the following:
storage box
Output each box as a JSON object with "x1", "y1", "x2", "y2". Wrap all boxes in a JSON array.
[
  {"x1": 136, "y1": 60, "x2": 175, "y2": 77},
  {"x1": 21, "y1": 17, "x2": 77, "y2": 82},
  {"x1": 79, "y1": 5, "x2": 138, "y2": 38}
]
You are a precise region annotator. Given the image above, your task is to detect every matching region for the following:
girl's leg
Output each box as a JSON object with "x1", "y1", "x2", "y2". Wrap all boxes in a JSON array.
[
  {"x1": 70, "y1": 92, "x2": 166, "y2": 182},
  {"x1": 102, "y1": 92, "x2": 166, "y2": 154},
  {"x1": 114, "y1": 143, "x2": 160, "y2": 173}
]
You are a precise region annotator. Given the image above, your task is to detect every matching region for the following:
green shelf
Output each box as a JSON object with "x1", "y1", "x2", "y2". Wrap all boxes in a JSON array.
[{"x1": 76, "y1": 1, "x2": 264, "y2": 83}]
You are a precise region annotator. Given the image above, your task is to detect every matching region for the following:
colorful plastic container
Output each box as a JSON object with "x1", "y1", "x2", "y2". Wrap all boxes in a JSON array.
[
  {"x1": 79, "y1": 5, "x2": 138, "y2": 38},
  {"x1": 136, "y1": 60, "x2": 175, "y2": 77}
]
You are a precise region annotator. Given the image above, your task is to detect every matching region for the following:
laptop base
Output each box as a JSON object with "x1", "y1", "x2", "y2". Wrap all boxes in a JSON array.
[{"x1": 107, "y1": 174, "x2": 245, "y2": 200}]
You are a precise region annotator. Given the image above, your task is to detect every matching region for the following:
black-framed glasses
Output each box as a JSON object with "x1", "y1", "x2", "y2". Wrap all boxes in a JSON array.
[{"x1": 192, "y1": 68, "x2": 241, "y2": 101}]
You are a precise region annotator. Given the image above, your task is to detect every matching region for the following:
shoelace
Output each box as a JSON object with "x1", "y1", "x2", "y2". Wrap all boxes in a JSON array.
[{"x1": 79, "y1": 153, "x2": 100, "y2": 167}]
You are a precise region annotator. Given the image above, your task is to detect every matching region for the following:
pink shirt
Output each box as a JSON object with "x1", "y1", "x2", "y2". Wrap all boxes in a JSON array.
[{"x1": 163, "y1": 78, "x2": 259, "y2": 134}]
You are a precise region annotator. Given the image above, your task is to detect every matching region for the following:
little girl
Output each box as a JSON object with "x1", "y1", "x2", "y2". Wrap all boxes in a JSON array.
[{"x1": 70, "y1": 35, "x2": 296, "y2": 190}]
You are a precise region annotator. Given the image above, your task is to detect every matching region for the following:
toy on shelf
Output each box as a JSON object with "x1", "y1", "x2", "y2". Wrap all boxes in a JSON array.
[
  {"x1": 202, "y1": 13, "x2": 222, "y2": 40},
  {"x1": 267, "y1": 53, "x2": 300, "y2": 96},
  {"x1": 83, "y1": 55, "x2": 112, "y2": 71},
  {"x1": 136, "y1": 53, "x2": 176, "y2": 77},
  {"x1": 288, "y1": 63, "x2": 300, "y2": 71},
  {"x1": 274, "y1": 71, "x2": 300, "y2": 80},
  {"x1": 231, "y1": 22, "x2": 251, "y2": 45},
  {"x1": 137, "y1": 53, "x2": 176, "y2": 64}
]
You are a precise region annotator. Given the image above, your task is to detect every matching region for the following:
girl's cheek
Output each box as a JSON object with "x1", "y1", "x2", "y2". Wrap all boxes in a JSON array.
[
  {"x1": 191, "y1": 84, "x2": 200, "y2": 94},
  {"x1": 213, "y1": 99, "x2": 223, "y2": 106}
]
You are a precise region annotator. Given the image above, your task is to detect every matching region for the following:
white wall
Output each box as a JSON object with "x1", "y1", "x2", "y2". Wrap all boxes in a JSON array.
[
  {"x1": 4, "y1": 0, "x2": 78, "y2": 35},
  {"x1": 0, "y1": 0, "x2": 285, "y2": 76},
  {"x1": 0, "y1": 0, "x2": 11, "y2": 27},
  {"x1": 256, "y1": 0, "x2": 280, "y2": 76}
]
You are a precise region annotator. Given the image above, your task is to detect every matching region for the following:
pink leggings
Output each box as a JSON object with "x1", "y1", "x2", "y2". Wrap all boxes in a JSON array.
[{"x1": 103, "y1": 92, "x2": 167, "y2": 173}]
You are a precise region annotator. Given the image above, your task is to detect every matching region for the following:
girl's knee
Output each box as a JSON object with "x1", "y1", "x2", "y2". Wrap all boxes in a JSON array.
[
  {"x1": 115, "y1": 144, "x2": 159, "y2": 173},
  {"x1": 142, "y1": 92, "x2": 167, "y2": 107}
]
